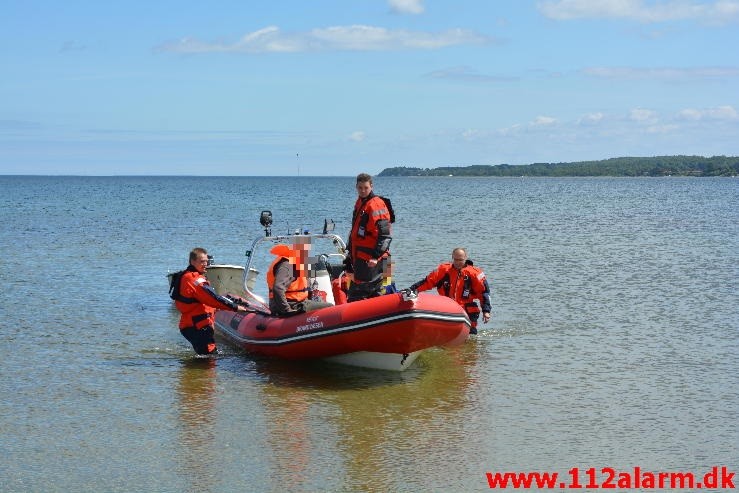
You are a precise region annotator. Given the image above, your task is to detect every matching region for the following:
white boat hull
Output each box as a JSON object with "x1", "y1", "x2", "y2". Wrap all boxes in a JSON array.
[
  {"x1": 167, "y1": 264, "x2": 254, "y2": 298},
  {"x1": 204, "y1": 265, "x2": 247, "y2": 297},
  {"x1": 321, "y1": 350, "x2": 422, "y2": 371}
]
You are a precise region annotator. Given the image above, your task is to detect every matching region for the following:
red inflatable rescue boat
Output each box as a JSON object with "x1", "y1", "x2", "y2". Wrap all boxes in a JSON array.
[
  {"x1": 211, "y1": 212, "x2": 471, "y2": 370},
  {"x1": 215, "y1": 290, "x2": 470, "y2": 370}
]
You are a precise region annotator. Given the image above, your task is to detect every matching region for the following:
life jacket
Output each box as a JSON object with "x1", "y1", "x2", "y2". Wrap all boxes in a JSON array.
[
  {"x1": 409, "y1": 262, "x2": 486, "y2": 324},
  {"x1": 437, "y1": 269, "x2": 481, "y2": 320},
  {"x1": 435, "y1": 265, "x2": 474, "y2": 300},
  {"x1": 266, "y1": 246, "x2": 309, "y2": 303},
  {"x1": 438, "y1": 263, "x2": 489, "y2": 326},
  {"x1": 175, "y1": 266, "x2": 238, "y2": 330},
  {"x1": 350, "y1": 194, "x2": 393, "y2": 262}
]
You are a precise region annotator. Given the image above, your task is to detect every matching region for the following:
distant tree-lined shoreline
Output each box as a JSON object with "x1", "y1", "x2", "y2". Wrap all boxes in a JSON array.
[{"x1": 378, "y1": 156, "x2": 739, "y2": 177}]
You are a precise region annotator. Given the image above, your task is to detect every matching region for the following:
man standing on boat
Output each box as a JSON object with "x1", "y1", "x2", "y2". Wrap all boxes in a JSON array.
[
  {"x1": 407, "y1": 247, "x2": 491, "y2": 334},
  {"x1": 171, "y1": 247, "x2": 248, "y2": 355},
  {"x1": 267, "y1": 240, "x2": 333, "y2": 316},
  {"x1": 345, "y1": 173, "x2": 393, "y2": 302}
]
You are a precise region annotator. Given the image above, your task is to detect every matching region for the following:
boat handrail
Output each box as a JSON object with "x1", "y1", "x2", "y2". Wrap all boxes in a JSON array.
[{"x1": 240, "y1": 232, "x2": 347, "y2": 307}]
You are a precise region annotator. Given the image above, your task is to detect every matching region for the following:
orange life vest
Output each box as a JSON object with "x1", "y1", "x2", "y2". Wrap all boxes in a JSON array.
[
  {"x1": 349, "y1": 194, "x2": 392, "y2": 262},
  {"x1": 267, "y1": 251, "x2": 309, "y2": 303}
]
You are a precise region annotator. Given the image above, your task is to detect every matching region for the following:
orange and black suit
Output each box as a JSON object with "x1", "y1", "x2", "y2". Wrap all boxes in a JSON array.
[
  {"x1": 346, "y1": 193, "x2": 392, "y2": 301},
  {"x1": 175, "y1": 265, "x2": 241, "y2": 354},
  {"x1": 410, "y1": 261, "x2": 491, "y2": 334}
]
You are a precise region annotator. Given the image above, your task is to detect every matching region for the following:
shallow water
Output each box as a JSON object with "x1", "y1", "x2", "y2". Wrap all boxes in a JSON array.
[{"x1": 0, "y1": 176, "x2": 736, "y2": 492}]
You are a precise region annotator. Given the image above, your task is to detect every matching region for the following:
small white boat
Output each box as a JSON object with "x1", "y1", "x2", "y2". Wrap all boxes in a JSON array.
[
  {"x1": 167, "y1": 256, "x2": 257, "y2": 298},
  {"x1": 201, "y1": 264, "x2": 249, "y2": 297}
]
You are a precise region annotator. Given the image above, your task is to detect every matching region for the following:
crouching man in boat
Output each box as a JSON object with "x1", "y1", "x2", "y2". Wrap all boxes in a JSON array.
[
  {"x1": 172, "y1": 247, "x2": 250, "y2": 355},
  {"x1": 345, "y1": 172, "x2": 394, "y2": 302},
  {"x1": 407, "y1": 247, "x2": 491, "y2": 334},
  {"x1": 268, "y1": 241, "x2": 333, "y2": 317}
]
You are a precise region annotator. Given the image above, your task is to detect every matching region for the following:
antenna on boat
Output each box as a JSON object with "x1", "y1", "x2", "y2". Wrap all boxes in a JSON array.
[{"x1": 260, "y1": 210, "x2": 273, "y2": 237}]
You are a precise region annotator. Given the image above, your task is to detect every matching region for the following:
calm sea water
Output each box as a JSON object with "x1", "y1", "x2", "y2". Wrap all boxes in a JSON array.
[{"x1": 0, "y1": 176, "x2": 736, "y2": 492}]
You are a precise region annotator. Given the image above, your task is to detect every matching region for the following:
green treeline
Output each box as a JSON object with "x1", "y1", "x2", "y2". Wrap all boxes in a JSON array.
[{"x1": 378, "y1": 155, "x2": 739, "y2": 177}]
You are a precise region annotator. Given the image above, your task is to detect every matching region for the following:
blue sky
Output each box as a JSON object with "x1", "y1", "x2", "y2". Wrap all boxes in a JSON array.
[{"x1": 2, "y1": 0, "x2": 738, "y2": 176}]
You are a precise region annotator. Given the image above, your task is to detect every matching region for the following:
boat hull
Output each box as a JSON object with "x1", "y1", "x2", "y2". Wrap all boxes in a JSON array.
[
  {"x1": 322, "y1": 350, "x2": 423, "y2": 371},
  {"x1": 214, "y1": 292, "x2": 470, "y2": 370}
]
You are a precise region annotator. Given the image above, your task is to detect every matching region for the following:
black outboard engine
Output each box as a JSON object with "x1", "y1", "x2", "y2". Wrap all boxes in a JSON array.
[{"x1": 260, "y1": 210, "x2": 273, "y2": 237}]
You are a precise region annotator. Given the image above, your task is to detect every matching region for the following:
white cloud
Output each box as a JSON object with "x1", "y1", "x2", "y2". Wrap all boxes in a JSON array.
[
  {"x1": 531, "y1": 116, "x2": 557, "y2": 126},
  {"x1": 498, "y1": 124, "x2": 523, "y2": 136},
  {"x1": 388, "y1": 0, "x2": 425, "y2": 15},
  {"x1": 462, "y1": 129, "x2": 487, "y2": 141},
  {"x1": 630, "y1": 108, "x2": 659, "y2": 123},
  {"x1": 426, "y1": 65, "x2": 516, "y2": 82},
  {"x1": 578, "y1": 112, "x2": 605, "y2": 125},
  {"x1": 433, "y1": 105, "x2": 738, "y2": 165},
  {"x1": 159, "y1": 25, "x2": 489, "y2": 53},
  {"x1": 495, "y1": 117, "x2": 557, "y2": 135},
  {"x1": 348, "y1": 131, "x2": 366, "y2": 142},
  {"x1": 677, "y1": 105, "x2": 738, "y2": 120},
  {"x1": 583, "y1": 66, "x2": 739, "y2": 80},
  {"x1": 537, "y1": 0, "x2": 739, "y2": 24},
  {"x1": 646, "y1": 124, "x2": 679, "y2": 134}
]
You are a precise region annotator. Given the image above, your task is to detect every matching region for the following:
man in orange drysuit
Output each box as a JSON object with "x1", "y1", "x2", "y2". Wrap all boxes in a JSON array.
[
  {"x1": 345, "y1": 173, "x2": 393, "y2": 302},
  {"x1": 408, "y1": 247, "x2": 491, "y2": 334},
  {"x1": 173, "y1": 247, "x2": 248, "y2": 355}
]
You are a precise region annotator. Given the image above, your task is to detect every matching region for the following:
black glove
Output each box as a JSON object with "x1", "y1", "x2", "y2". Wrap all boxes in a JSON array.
[
  {"x1": 226, "y1": 294, "x2": 248, "y2": 306},
  {"x1": 408, "y1": 280, "x2": 424, "y2": 292}
]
